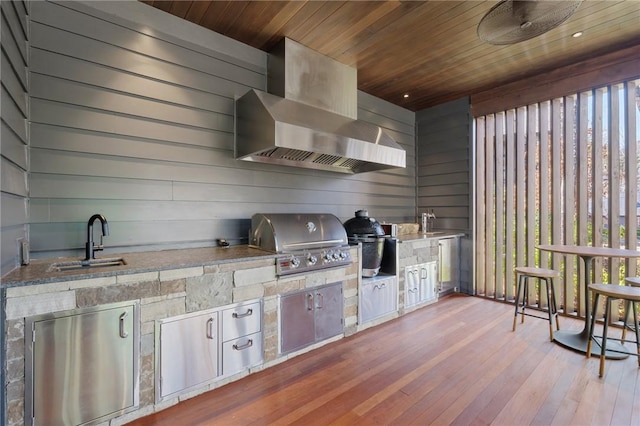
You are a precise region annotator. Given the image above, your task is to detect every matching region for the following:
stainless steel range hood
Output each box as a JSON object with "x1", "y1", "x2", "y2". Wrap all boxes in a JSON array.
[{"x1": 236, "y1": 38, "x2": 406, "y2": 174}]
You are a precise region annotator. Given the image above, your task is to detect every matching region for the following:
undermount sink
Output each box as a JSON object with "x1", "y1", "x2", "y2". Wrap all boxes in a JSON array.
[{"x1": 48, "y1": 257, "x2": 127, "y2": 272}]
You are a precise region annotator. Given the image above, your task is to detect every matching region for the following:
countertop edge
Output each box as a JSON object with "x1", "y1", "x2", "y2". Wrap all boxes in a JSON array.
[
  {"x1": 1, "y1": 246, "x2": 276, "y2": 289},
  {"x1": 397, "y1": 231, "x2": 466, "y2": 242}
]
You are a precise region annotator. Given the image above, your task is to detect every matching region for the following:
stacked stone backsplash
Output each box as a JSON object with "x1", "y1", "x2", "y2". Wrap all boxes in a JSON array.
[{"x1": 3, "y1": 247, "x2": 359, "y2": 426}]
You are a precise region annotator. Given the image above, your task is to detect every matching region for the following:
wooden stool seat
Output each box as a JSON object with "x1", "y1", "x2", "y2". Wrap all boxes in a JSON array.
[
  {"x1": 588, "y1": 283, "x2": 640, "y2": 301},
  {"x1": 513, "y1": 266, "x2": 561, "y2": 279},
  {"x1": 625, "y1": 277, "x2": 640, "y2": 287},
  {"x1": 512, "y1": 266, "x2": 560, "y2": 341},
  {"x1": 587, "y1": 283, "x2": 640, "y2": 377}
]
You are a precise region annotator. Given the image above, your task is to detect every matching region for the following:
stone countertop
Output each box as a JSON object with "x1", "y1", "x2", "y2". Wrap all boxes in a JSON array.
[
  {"x1": 0, "y1": 245, "x2": 275, "y2": 289},
  {"x1": 397, "y1": 231, "x2": 465, "y2": 243}
]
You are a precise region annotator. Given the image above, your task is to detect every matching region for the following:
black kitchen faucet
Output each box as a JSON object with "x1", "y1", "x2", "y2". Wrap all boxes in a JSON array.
[{"x1": 85, "y1": 214, "x2": 109, "y2": 260}]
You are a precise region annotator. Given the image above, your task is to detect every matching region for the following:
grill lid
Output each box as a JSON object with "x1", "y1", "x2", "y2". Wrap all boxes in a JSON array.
[{"x1": 249, "y1": 213, "x2": 348, "y2": 253}]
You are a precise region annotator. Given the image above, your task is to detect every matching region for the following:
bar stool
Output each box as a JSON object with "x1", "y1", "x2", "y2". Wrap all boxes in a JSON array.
[
  {"x1": 621, "y1": 277, "x2": 640, "y2": 342},
  {"x1": 512, "y1": 266, "x2": 561, "y2": 341},
  {"x1": 586, "y1": 283, "x2": 640, "y2": 377}
]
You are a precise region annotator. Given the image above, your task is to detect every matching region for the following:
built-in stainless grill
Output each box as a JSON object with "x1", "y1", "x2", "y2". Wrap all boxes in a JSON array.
[{"x1": 249, "y1": 213, "x2": 352, "y2": 276}]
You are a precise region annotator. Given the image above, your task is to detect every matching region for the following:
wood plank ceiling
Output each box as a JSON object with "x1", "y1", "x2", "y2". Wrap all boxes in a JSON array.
[{"x1": 141, "y1": 1, "x2": 640, "y2": 112}]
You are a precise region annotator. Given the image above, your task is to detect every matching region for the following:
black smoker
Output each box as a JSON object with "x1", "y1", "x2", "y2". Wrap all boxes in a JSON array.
[{"x1": 343, "y1": 210, "x2": 385, "y2": 277}]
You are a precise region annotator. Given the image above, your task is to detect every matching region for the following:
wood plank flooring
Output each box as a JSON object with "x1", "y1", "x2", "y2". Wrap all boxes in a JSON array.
[{"x1": 127, "y1": 295, "x2": 640, "y2": 426}]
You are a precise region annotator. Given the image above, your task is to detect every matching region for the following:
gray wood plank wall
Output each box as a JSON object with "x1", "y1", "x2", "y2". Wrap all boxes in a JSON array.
[
  {"x1": 415, "y1": 97, "x2": 473, "y2": 294},
  {"x1": 1, "y1": 0, "x2": 29, "y2": 276},
  {"x1": 24, "y1": 1, "x2": 416, "y2": 261},
  {"x1": 415, "y1": 97, "x2": 472, "y2": 231}
]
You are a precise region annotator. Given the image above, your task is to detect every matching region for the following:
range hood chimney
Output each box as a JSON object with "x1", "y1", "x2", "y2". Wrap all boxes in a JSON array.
[{"x1": 235, "y1": 38, "x2": 406, "y2": 174}]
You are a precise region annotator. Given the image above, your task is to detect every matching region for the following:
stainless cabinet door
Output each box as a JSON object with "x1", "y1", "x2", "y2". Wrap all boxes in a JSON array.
[
  {"x1": 159, "y1": 312, "x2": 218, "y2": 398},
  {"x1": 405, "y1": 266, "x2": 420, "y2": 307},
  {"x1": 419, "y1": 261, "x2": 438, "y2": 303},
  {"x1": 360, "y1": 277, "x2": 397, "y2": 323},
  {"x1": 314, "y1": 283, "x2": 343, "y2": 341},
  {"x1": 31, "y1": 303, "x2": 137, "y2": 426},
  {"x1": 280, "y1": 291, "x2": 315, "y2": 354}
]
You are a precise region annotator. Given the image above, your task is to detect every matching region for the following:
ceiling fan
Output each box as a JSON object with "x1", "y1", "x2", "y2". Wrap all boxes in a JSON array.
[{"x1": 477, "y1": 0, "x2": 583, "y2": 45}]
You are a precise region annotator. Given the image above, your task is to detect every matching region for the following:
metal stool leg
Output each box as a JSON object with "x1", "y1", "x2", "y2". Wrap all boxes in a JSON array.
[
  {"x1": 621, "y1": 299, "x2": 630, "y2": 341},
  {"x1": 633, "y1": 300, "x2": 640, "y2": 367},
  {"x1": 550, "y1": 277, "x2": 560, "y2": 331},
  {"x1": 586, "y1": 292, "x2": 600, "y2": 359},
  {"x1": 543, "y1": 278, "x2": 554, "y2": 341}
]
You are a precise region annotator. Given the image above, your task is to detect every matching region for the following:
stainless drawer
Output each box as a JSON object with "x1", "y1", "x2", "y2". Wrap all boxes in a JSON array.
[
  {"x1": 222, "y1": 301, "x2": 261, "y2": 342},
  {"x1": 360, "y1": 275, "x2": 397, "y2": 323},
  {"x1": 222, "y1": 331, "x2": 263, "y2": 376}
]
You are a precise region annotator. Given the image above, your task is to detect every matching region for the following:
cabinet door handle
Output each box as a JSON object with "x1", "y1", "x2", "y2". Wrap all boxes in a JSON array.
[
  {"x1": 233, "y1": 339, "x2": 253, "y2": 351},
  {"x1": 374, "y1": 283, "x2": 386, "y2": 290},
  {"x1": 232, "y1": 308, "x2": 253, "y2": 319},
  {"x1": 307, "y1": 293, "x2": 314, "y2": 310},
  {"x1": 438, "y1": 244, "x2": 443, "y2": 282},
  {"x1": 316, "y1": 292, "x2": 324, "y2": 309},
  {"x1": 206, "y1": 317, "x2": 215, "y2": 339},
  {"x1": 119, "y1": 311, "x2": 129, "y2": 338}
]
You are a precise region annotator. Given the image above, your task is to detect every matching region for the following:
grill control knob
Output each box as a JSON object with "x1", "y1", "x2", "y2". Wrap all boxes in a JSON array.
[
  {"x1": 324, "y1": 252, "x2": 333, "y2": 262},
  {"x1": 291, "y1": 257, "x2": 300, "y2": 268},
  {"x1": 339, "y1": 251, "x2": 348, "y2": 259},
  {"x1": 307, "y1": 254, "x2": 318, "y2": 265}
]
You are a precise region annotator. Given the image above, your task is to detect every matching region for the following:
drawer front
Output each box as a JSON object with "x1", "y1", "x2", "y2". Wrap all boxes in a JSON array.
[
  {"x1": 361, "y1": 277, "x2": 397, "y2": 322},
  {"x1": 222, "y1": 301, "x2": 261, "y2": 341},
  {"x1": 222, "y1": 331, "x2": 263, "y2": 376}
]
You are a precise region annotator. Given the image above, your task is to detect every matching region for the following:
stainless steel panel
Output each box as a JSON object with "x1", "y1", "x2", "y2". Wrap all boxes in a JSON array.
[
  {"x1": 314, "y1": 283, "x2": 344, "y2": 341},
  {"x1": 359, "y1": 275, "x2": 398, "y2": 323},
  {"x1": 158, "y1": 311, "x2": 218, "y2": 399},
  {"x1": 222, "y1": 301, "x2": 261, "y2": 342},
  {"x1": 268, "y1": 38, "x2": 357, "y2": 119},
  {"x1": 279, "y1": 282, "x2": 344, "y2": 354},
  {"x1": 236, "y1": 89, "x2": 406, "y2": 174},
  {"x1": 26, "y1": 301, "x2": 139, "y2": 426},
  {"x1": 249, "y1": 213, "x2": 348, "y2": 253},
  {"x1": 279, "y1": 291, "x2": 315, "y2": 354},
  {"x1": 222, "y1": 331, "x2": 263, "y2": 377},
  {"x1": 438, "y1": 237, "x2": 461, "y2": 294},
  {"x1": 419, "y1": 261, "x2": 438, "y2": 303},
  {"x1": 405, "y1": 266, "x2": 420, "y2": 308}
]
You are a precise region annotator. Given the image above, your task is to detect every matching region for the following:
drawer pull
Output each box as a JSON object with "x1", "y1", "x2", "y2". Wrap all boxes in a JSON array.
[
  {"x1": 233, "y1": 339, "x2": 253, "y2": 351},
  {"x1": 374, "y1": 283, "x2": 387, "y2": 290},
  {"x1": 232, "y1": 308, "x2": 253, "y2": 319}
]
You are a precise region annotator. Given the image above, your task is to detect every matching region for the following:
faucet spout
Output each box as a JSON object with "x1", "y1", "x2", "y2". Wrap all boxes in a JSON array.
[{"x1": 85, "y1": 214, "x2": 109, "y2": 260}]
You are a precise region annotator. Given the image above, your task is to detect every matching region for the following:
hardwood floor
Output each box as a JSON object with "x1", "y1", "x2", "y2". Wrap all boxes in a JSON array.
[{"x1": 128, "y1": 295, "x2": 640, "y2": 426}]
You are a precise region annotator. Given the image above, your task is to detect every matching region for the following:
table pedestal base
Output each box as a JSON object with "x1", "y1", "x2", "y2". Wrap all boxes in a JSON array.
[{"x1": 553, "y1": 329, "x2": 629, "y2": 359}]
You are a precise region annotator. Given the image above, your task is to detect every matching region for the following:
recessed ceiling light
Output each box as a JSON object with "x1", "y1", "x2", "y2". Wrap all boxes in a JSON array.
[
  {"x1": 572, "y1": 31, "x2": 583, "y2": 38},
  {"x1": 403, "y1": 93, "x2": 410, "y2": 99}
]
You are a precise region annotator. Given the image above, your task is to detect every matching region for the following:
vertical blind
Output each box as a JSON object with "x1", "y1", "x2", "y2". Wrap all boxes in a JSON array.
[{"x1": 475, "y1": 78, "x2": 640, "y2": 320}]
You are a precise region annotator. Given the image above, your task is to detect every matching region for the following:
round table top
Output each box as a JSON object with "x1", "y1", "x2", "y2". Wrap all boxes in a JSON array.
[{"x1": 537, "y1": 244, "x2": 640, "y2": 258}]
